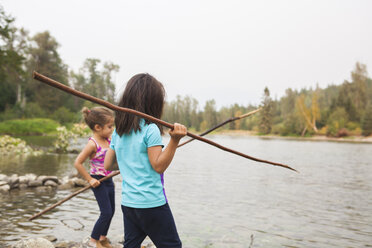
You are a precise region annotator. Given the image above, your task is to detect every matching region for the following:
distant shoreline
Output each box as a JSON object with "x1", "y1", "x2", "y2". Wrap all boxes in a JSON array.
[{"x1": 215, "y1": 130, "x2": 372, "y2": 144}]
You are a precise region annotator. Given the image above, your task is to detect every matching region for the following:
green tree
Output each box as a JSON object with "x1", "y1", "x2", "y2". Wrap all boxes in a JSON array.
[
  {"x1": 0, "y1": 6, "x2": 26, "y2": 111},
  {"x1": 336, "y1": 63, "x2": 368, "y2": 122},
  {"x1": 259, "y1": 87, "x2": 273, "y2": 134},
  {"x1": 71, "y1": 58, "x2": 118, "y2": 103},
  {"x1": 362, "y1": 105, "x2": 372, "y2": 136},
  {"x1": 351, "y1": 62, "x2": 368, "y2": 111},
  {"x1": 327, "y1": 107, "x2": 348, "y2": 137},
  {"x1": 25, "y1": 31, "x2": 70, "y2": 113},
  {"x1": 203, "y1": 100, "x2": 217, "y2": 130}
]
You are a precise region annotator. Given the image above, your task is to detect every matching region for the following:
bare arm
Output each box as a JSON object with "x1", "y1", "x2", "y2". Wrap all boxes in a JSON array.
[
  {"x1": 74, "y1": 140, "x2": 100, "y2": 188},
  {"x1": 104, "y1": 148, "x2": 118, "y2": 171},
  {"x1": 148, "y1": 123, "x2": 187, "y2": 174}
]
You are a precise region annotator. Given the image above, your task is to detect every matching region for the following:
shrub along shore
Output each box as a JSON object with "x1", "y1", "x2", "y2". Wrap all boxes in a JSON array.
[{"x1": 0, "y1": 118, "x2": 60, "y2": 136}]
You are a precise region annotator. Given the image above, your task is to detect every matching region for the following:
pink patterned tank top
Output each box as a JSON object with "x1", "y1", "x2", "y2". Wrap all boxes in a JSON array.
[{"x1": 89, "y1": 137, "x2": 111, "y2": 176}]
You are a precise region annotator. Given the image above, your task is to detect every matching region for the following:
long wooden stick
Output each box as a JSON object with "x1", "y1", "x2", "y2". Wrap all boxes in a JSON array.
[
  {"x1": 32, "y1": 71, "x2": 296, "y2": 172},
  {"x1": 178, "y1": 108, "x2": 261, "y2": 148},
  {"x1": 28, "y1": 110, "x2": 257, "y2": 221},
  {"x1": 28, "y1": 171, "x2": 120, "y2": 221}
]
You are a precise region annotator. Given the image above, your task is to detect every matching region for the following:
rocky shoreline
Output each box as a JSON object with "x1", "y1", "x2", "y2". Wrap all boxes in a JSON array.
[
  {"x1": 0, "y1": 173, "x2": 158, "y2": 248},
  {"x1": 6, "y1": 235, "x2": 156, "y2": 248},
  {"x1": 0, "y1": 173, "x2": 90, "y2": 194}
]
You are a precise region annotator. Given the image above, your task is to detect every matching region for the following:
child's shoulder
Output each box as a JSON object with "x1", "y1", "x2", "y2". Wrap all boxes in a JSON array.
[
  {"x1": 144, "y1": 123, "x2": 161, "y2": 139},
  {"x1": 87, "y1": 138, "x2": 98, "y2": 149},
  {"x1": 145, "y1": 122, "x2": 160, "y2": 132},
  {"x1": 79, "y1": 138, "x2": 97, "y2": 155}
]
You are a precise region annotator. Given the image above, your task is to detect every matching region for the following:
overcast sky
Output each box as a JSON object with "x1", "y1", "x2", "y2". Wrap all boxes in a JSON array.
[{"x1": 2, "y1": 0, "x2": 372, "y2": 108}]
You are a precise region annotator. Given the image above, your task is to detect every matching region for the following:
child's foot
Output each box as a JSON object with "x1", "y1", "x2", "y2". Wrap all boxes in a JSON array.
[
  {"x1": 99, "y1": 238, "x2": 113, "y2": 248},
  {"x1": 87, "y1": 239, "x2": 104, "y2": 248}
]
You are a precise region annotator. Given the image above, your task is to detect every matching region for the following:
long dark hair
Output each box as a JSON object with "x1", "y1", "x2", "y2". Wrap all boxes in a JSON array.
[{"x1": 115, "y1": 73, "x2": 165, "y2": 136}]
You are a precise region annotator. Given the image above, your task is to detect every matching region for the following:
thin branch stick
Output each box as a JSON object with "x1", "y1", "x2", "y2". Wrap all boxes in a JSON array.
[
  {"x1": 28, "y1": 171, "x2": 120, "y2": 221},
  {"x1": 178, "y1": 108, "x2": 261, "y2": 148},
  {"x1": 32, "y1": 71, "x2": 296, "y2": 172}
]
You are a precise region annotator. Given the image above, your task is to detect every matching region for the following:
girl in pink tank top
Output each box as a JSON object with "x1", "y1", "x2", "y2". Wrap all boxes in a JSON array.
[{"x1": 74, "y1": 107, "x2": 115, "y2": 248}]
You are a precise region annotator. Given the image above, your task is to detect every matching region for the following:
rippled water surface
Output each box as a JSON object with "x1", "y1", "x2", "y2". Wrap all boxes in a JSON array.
[{"x1": 1, "y1": 136, "x2": 372, "y2": 247}]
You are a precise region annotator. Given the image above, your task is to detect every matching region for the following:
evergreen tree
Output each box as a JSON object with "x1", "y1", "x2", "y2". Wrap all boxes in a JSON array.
[
  {"x1": 203, "y1": 100, "x2": 217, "y2": 130},
  {"x1": 259, "y1": 87, "x2": 273, "y2": 134}
]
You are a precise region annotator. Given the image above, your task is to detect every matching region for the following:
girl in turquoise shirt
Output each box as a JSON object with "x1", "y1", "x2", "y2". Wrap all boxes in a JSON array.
[{"x1": 104, "y1": 73, "x2": 186, "y2": 248}]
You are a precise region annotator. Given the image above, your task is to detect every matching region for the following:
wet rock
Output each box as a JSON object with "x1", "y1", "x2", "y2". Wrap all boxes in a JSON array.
[
  {"x1": 1, "y1": 173, "x2": 93, "y2": 192},
  {"x1": 43, "y1": 235, "x2": 58, "y2": 242},
  {"x1": 8, "y1": 174, "x2": 19, "y2": 188},
  {"x1": 11, "y1": 237, "x2": 54, "y2": 248},
  {"x1": 60, "y1": 176, "x2": 69, "y2": 184},
  {"x1": 44, "y1": 180, "x2": 58, "y2": 187},
  {"x1": 54, "y1": 241, "x2": 69, "y2": 248},
  {"x1": 36, "y1": 186, "x2": 53, "y2": 193},
  {"x1": 37, "y1": 176, "x2": 48, "y2": 183},
  {"x1": 0, "y1": 241, "x2": 8, "y2": 248},
  {"x1": 9, "y1": 174, "x2": 19, "y2": 182},
  {"x1": 25, "y1": 173, "x2": 37, "y2": 181},
  {"x1": 54, "y1": 241, "x2": 82, "y2": 248},
  {"x1": 41, "y1": 176, "x2": 59, "y2": 185},
  {"x1": 10, "y1": 183, "x2": 19, "y2": 189},
  {"x1": 54, "y1": 241, "x2": 68, "y2": 248},
  {"x1": 19, "y1": 176, "x2": 29, "y2": 184},
  {"x1": 19, "y1": 183, "x2": 28, "y2": 190},
  {"x1": 28, "y1": 178, "x2": 43, "y2": 187},
  {"x1": 58, "y1": 181, "x2": 75, "y2": 190},
  {"x1": 0, "y1": 174, "x2": 7, "y2": 181},
  {"x1": 18, "y1": 174, "x2": 37, "y2": 184},
  {"x1": 71, "y1": 177, "x2": 88, "y2": 187},
  {"x1": 58, "y1": 177, "x2": 69, "y2": 188},
  {"x1": 0, "y1": 184, "x2": 10, "y2": 194}
]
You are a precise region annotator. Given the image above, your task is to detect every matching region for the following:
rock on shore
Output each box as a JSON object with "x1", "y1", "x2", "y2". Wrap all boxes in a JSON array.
[
  {"x1": 0, "y1": 173, "x2": 89, "y2": 194},
  {"x1": 11, "y1": 238, "x2": 54, "y2": 248},
  {"x1": 9, "y1": 236, "x2": 156, "y2": 248}
]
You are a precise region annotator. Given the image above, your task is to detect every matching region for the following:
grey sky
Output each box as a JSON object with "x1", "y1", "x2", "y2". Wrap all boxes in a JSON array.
[{"x1": 2, "y1": 0, "x2": 372, "y2": 108}]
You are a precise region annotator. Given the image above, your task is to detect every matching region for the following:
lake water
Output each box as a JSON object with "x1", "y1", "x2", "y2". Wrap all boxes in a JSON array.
[{"x1": 0, "y1": 135, "x2": 371, "y2": 247}]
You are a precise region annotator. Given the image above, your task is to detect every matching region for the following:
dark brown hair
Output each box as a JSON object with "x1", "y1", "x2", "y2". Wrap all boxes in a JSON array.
[
  {"x1": 115, "y1": 73, "x2": 165, "y2": 136},
  {"x1": 82, "y1": 107, "x2": 114, "y2": 131}
]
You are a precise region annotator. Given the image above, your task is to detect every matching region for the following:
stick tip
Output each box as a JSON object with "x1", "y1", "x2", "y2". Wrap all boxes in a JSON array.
[{"x1": 32, "y1": 71, "x2": 37, "y2": 79}]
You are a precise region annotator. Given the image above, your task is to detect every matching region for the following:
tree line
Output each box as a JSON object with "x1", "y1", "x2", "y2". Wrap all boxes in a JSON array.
[
  {"x1": 0, "y1": 6, "x2": 119, "y2": 124},
  {"x1": 163, "y1": 62, "x2": 372, "y2": 137},
  {"x1": 1, "y1": 5, "x2": 371, "y2": 136}
]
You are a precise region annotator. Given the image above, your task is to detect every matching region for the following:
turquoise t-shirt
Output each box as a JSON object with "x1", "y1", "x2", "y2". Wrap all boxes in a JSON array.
[{"x1": 110, "y1": 120, "x2": 166, "y2": 208}]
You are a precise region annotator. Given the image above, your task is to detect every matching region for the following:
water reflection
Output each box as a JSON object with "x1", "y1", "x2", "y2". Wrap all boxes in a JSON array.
[{"x1": 0, "y1": 136, "x2": 371, "y2": 247}]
